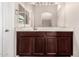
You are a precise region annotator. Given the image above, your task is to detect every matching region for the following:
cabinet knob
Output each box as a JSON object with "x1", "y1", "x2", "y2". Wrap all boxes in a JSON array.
[{"x1": 5, "y1": 29, "x2": 9, "y2": 32}]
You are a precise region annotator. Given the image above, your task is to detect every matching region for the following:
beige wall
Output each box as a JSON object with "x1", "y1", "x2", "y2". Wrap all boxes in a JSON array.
[{"x1": 65, "y1": 3, "x2": 79, "y2": 57}]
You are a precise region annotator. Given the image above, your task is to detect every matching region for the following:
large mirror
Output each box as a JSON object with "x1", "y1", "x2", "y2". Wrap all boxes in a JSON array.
[
  {"x1": 33, "y1": 2, "x2": 65, "y2": 28},
  {"x1": 17, "y1": 4, "x2": 29, "y2": 27},
  {"x1": 16, "y1": 2, "x2": 65, "y2": 28},
  {"x1": 41, "y1": 12, "x2": 53, "y2": 27},
  {"x1": 18, "y1": 4, "x2": 25, "y2": 24}
]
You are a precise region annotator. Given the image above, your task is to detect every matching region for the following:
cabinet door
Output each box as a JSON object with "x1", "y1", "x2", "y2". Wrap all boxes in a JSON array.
[
  {"x1": 17, "y1": 37, "x2": 33, "y2": 56},
  {"x1": 58, "y1": 37, "x2": 73, "y2": 56},
  {"x1": 32, "y1": 37, "x2": 44, "y2": 56},
  {"x1": 46, "y1": 37, "x2": 57, "y2": 56}
]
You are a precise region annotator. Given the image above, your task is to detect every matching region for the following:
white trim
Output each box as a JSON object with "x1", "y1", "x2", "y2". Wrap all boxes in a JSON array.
[{"x1": 0, "y1": 2, "x2": 2, "y2": 57}]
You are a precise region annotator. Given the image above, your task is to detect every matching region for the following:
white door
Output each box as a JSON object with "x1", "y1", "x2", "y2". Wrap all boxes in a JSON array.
[
  {"x1": 2, "y1": 2, "x2": 16, "y2": 57},
  {"x1": 0, "y1": 2, "x2": 2, "y2": 57}
]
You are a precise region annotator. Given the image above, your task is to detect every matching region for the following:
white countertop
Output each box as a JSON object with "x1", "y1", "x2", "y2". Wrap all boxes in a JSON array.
[{"x1": 16, "y1": 27, "x2": 73, "y2": 32}]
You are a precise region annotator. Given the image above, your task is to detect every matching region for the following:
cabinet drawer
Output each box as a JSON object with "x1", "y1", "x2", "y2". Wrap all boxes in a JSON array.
[
  {"x1": 17, "y1": 32, "x2": 45, "y2": 37},
  {"x1": 46, "y1": 32, "x2": 57, "y2": 37},
  {"x1": 57, "y1": 32, "x2": 73, "y2": 37}
]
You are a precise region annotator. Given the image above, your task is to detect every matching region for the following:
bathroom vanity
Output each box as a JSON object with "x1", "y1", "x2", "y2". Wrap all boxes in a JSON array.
[
  {"x1": 16, "y1": 3, "x2": 73, "y2": 57},
  {"x1": 17, "y1": 30, "x2": 73, "y2": 56}
]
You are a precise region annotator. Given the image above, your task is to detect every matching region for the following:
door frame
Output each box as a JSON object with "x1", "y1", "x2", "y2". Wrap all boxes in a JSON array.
[{"x1": 0, "y1": 2, "x2": 2, "y2": 57}]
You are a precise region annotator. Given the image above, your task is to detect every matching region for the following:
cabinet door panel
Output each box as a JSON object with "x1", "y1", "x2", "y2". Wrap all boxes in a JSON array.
[
  {"x1": 58, "y1": 37, "x2": 73, "y2": 56},
  {"x1": 33, "y1": 37, "x2": 44, "y2": 55},
  {"x1": 17, "y1": 37, "x2": 32, "y2": 55},
  {"x1": 46, "y1": 37, "x2": 57, "y2": 55}
]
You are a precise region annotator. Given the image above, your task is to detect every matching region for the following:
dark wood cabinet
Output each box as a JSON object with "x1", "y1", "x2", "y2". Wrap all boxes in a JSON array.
[
  {"x1": 46, "y1": 37, "x2": 57, "y2": 56},
  {"x1": 32, "y1": 37, "x2": 45, "y2": 55},
  {"x1": 57, "y1": 37, "x2": 73, "y2": 56},
  {"x1": 57, "y1": 32, "x2": 73, "y2": 56},
  {"x1": 17, "y1": 37, "x2": 33, "y2": 55},
  {"x1": 17, "y1": 32, "x2": 73, "y2": 57}
]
